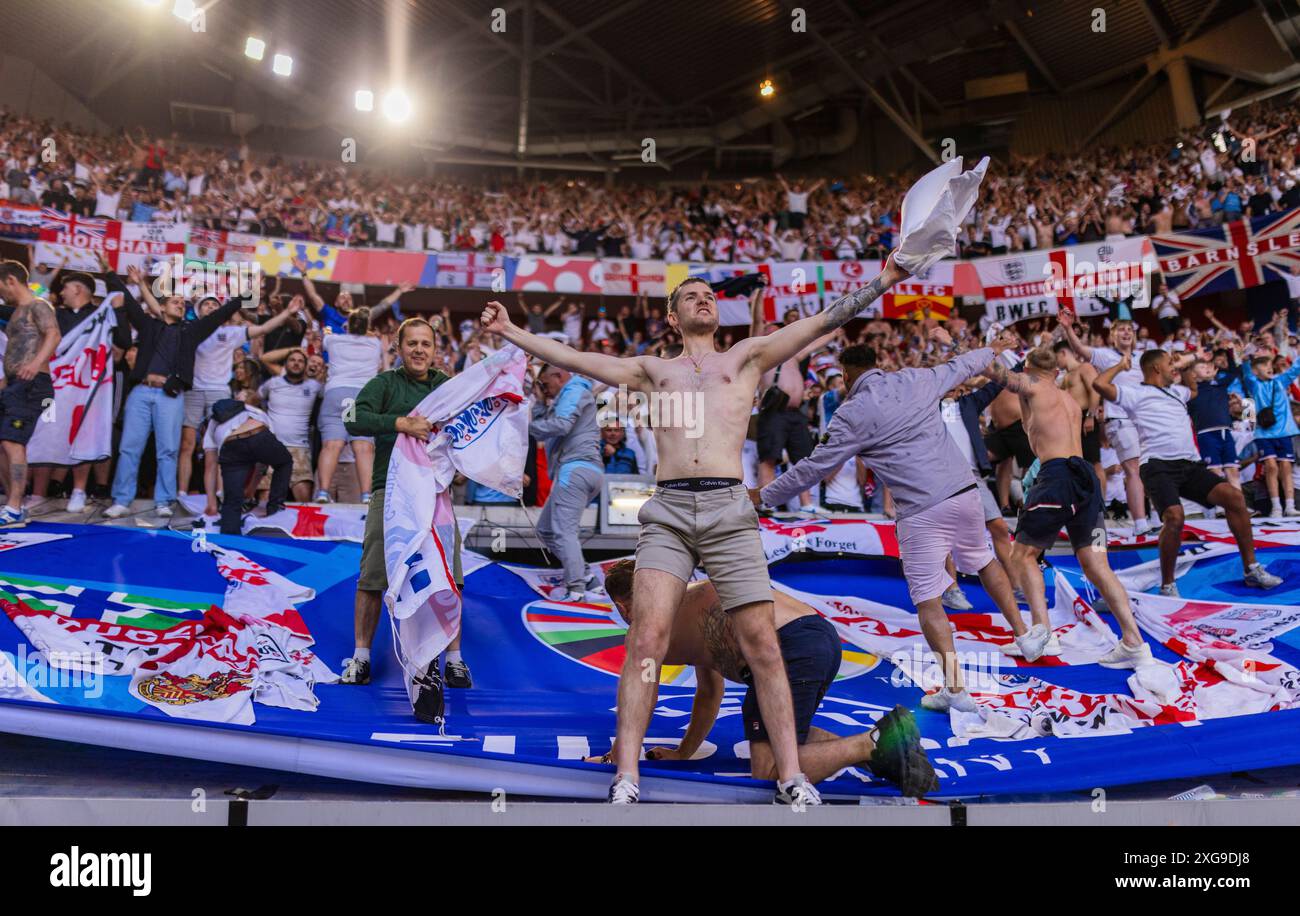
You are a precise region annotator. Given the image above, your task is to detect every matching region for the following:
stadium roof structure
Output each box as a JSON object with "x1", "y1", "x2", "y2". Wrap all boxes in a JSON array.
[{"x1": 4, "y1": 0, "x2": 1296, "y2": 174}]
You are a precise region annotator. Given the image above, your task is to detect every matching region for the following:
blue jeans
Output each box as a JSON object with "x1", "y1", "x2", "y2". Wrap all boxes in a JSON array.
[{"x1": 112, "y1": 385, "x2": 184, "y2": 507}]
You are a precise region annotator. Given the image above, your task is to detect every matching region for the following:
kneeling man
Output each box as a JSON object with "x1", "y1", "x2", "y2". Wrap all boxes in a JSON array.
[{"x1": 591, "y1": 559, "x2": 938, "y2": 797}]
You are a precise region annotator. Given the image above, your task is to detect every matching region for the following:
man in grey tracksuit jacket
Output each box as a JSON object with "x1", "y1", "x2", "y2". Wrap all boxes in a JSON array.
[
  {"x1": 758, "y1": 342, "x2": 1043, "y2": 712},
  {"x1": 532, "y1": 365, "x2": 605, "y2": 598}
]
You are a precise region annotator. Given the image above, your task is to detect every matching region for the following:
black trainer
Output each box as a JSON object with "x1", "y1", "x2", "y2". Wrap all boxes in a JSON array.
[
  {"x1": 340, "y1": 657, "x2": 371, "y2": 685},
  {"x1": 444, "y1": 658, "x2": 473, "y2": 689},
  {"x1": 866, "y1": 705, "x2": 938, "y2": 798}
]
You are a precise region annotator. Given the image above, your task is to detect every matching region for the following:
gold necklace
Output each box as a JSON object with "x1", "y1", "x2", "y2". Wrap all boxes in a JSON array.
[{"x1": 684, "y1": 351, "x2": 707, "y2": 374}]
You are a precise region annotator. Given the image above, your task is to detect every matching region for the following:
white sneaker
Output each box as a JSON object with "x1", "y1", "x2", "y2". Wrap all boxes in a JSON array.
[
  {"x1": 314, "y1": 490, "x2": 331, "y2": 504},
  {"x1": 920, "y1": 686, "x2": 978, "y2": 713},
  {"x1": 1159, "y1": 583, "x2": 1180, "y2": 598},
  {"x1": 155, "y1": 503, "x2": 173, "y2": 518},
  {"x1": 1002, "y1": 631, "x2": 1062, "y2": 657},
  {"x1": 608, "y1": 775, "x2": 639, "y2": 805},
  {"x1": 1014, "y1": 623, "x2": 1051, "y2": 662},
  {"x1": 1098, "y1": 640, "x2": 1154, "y2": 669},
  {"x1": 561, "y1": 589, "x2": 587, "y2": 602},
  {"x1": 1244, "y1": 563, "x2": 1283, "y2": 589},
  {"x1": 775, "y1": 773, "x2": 822, "y2": 806},
  {"x1": 1270, "y1": 506, "x2": 1284, "y2": 520},
  {"x1": 795, "y1": 504, "x2": 828, "y2": 516},
  {"x1": 1286, "y1": 507, "x2": 1300, "y2": 518},
  {"x1": 65, "y1": 490, "x2": 87, "y2": 513},
  {"x1": 103, "y1": 504, "x2": 130, "y2": 519},
  {"x1": 1134, "y1": 519, "x2": 1151, "y2": 536},
  {"x1": 941, "y1": 586, "x2": 973, "y2": 611}
]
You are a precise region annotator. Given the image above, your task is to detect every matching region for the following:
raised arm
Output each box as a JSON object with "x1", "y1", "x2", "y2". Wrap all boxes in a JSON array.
[
  {"x1": 479, "y1": 299, "x2": 650, "y2": 390},
  {"x1": 1091, "y1": 352, "x2": 1132, "y2": 403},
  {"x1": 246, "y1": 302, "x2": 298, "y2": 340},
  {"x1": 749, "y1": 283, "x2": 766, "y2": 339},
  {"x1": 748, "y1": 254, "x2": 908, "y2": 372},
  {"x1": 1055, "y1": 308, "x2": 1093, "y2": 361},
  {"x1": 291, "y1": 257, "x2": 326, "y2": 312},
  {"x1": 370, "y1": 282, "x2": 414, "y2": 320}
]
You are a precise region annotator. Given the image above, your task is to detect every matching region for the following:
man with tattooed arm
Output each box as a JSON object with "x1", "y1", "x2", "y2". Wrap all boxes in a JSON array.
[
  {"x1": 480, "y1": 254, "x2": 912, "y2": 805},
  {"x1": 0, "y1": 260, "x2": 61, "y2": 527}
]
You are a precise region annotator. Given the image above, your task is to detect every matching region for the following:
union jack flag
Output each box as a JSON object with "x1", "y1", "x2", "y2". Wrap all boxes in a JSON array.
[
  {"x1": 39, "y1": 208, "x2": 113, "y2": 247},
  {"x1": 1152, "y1": 207, "x2": 1300, "y2": 299}
]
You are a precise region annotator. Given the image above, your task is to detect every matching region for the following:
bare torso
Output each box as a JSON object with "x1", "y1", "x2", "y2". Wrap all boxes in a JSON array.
[
  {"x1": 990, "y1": 387, "x2": 1023, "y2": 429},
  {"x1": 639, "y1": 340, "x2": 766, "y2": 479},
  {"x1": 2, "y1": 297, "x2": 55, "y2": 377},
  {"x1": 759, "y1": 355, "x2": 805, "y2": 408},
  {"x1": 662, "y1": 579, "x2": 814, "y2": 680},
  {"x1": 1020, "y1": 372, "x2": 1083, "y2": 462},
  {"x1": 1061, "y1": 363, "x2": 1097, "y2": 415}
]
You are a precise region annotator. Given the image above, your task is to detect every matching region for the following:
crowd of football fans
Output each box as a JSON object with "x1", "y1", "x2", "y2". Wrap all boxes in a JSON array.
[{"x1": 1, "y1": 98, "x2": 1300, "y2": 533}]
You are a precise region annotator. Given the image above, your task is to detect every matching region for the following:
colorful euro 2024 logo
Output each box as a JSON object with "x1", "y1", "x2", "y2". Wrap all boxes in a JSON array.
[{"x1": 521, "y1": 597, "x2": 878, "y2": 685}]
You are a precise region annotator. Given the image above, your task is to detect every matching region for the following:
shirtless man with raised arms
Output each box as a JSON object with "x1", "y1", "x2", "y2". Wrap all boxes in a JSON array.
[
  {"x1": 479, "y1": 256, "x2": 910, "y2": 804},
  {"x1": 983, "y1": 348, "x2": 1152, "y2": 669}
]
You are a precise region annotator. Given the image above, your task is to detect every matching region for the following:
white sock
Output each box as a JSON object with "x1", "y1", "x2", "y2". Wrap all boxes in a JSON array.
[
  {"x1": 1272, "y1": 498, "x2": 1283, "y2": 511},
  {"x1": 352, "y1": 647, "x2": 370, "y2": 663},
  {"x1": 71, "y1": 488, "x2": 85, "y2": 496},
  {"x1": 1135, "y1": 518, "x2": 1150, "y2": 534},
  {"x1": 445, "y1": 649, "x2": 463, "y2": 665}
]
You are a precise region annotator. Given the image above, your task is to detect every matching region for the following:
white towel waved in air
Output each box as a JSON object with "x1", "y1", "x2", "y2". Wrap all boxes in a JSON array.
[{"x1": 894, "y1": 156, "x2": 989, "y2": 276}]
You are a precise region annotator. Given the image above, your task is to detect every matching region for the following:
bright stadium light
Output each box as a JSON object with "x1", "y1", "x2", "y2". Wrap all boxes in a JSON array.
[
  {"x1": 272, "y1": 54, "x2": 293, "y2": 77},
  {"x1": 355, "y1": 89, "x2": 374, "y2": 112},
  {"x1": 382, "y1": 88, "x2": 412, "y2": 123},
  {"x1": 244, "y1": 37, "x2": 266, "y2": 61},
  {"x1": 759, "y1": 78, "x2": 775, "y2": 99},
  {"x1": 172, "y1": 0, "x2": 196, "y2": 20}
]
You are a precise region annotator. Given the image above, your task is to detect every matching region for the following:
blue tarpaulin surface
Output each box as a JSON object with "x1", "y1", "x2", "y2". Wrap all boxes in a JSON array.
[{"x1": 3, "y1": 522, "x2": 1300, "y2": 801}]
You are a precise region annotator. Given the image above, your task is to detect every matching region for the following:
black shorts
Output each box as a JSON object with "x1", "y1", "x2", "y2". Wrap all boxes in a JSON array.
[
  {"x1": 1015, "y1": 456, "x2": 1104, "y2": 551},
  {"x1": 741, "y1": 614, "x2": 840, "y2": 745},
  {"x1": 0, "y1": 373, "x2": 53, "y2": 446},
  {"x1": 1140, "y1": 458, "x2": 1224, "y2": 515},
  {"x1": 757, "y1": 407, "x2": 814, "y2": 465},
  {"x1": 1081, "y1": 423, "x2": 1101, "y2": 464},
  {"x1": 985, "y1": 420, "x2": 1035, "y2": 468}
]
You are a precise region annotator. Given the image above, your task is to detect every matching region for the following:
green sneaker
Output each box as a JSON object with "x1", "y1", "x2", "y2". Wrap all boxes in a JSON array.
[{"x1": 867, "y1": 705, "x2": 939, "y2": 798}]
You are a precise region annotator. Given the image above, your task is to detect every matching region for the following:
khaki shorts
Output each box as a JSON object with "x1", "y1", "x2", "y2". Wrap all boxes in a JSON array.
[
  {"x1": 635, "y1": 484, "x2": 771, "y2": 612},
  {"x1": 259, "y1": 445, "x2": 314, "y2": 489},
  {"x1": 358, "y1": 488, "x2": 464, "y2": 593}
]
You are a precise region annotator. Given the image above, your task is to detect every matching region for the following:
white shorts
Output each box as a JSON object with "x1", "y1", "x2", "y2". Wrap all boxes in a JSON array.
[
  {"x1": 1105, "y1": 418, "x2": 1141, "y2": 463},
  {"x1": 896, "y1": 486, "x2": 994, "y2": 605}
]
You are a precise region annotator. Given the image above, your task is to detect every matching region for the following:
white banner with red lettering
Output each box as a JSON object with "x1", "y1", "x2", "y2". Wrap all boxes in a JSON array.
[
  {"x1": 974, "y1": 237, "x2": 1154, "y2": 325},
  {"x1": 25, "y1": 298, "x2": 117, "y2": 465},
  {"x1": 34, "y1": 210, "x2": 188, "y2": 273}
]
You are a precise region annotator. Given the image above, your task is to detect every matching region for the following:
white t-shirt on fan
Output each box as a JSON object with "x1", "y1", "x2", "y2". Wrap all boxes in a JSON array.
[
  {"x1": 1091, "y1": 347, "x2": 1146, "y2": 420},
  {"x1": 258, "y1": 376, "x2": 322, "y2": 448},
  {"x1": 1112, "y1": 383, "x2": 1199, "y2": 464},
  {"x1": 192, "y1": 325, "x2": 249, "y2": 391},
  {"x1": 322, "y1": 334, "x2": 383, "y2": 392}
]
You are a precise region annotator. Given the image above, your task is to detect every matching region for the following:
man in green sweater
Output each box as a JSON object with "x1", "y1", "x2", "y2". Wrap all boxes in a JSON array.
[{"x1": 340, "y1": 317, "x2": 470, "y2": 688}]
